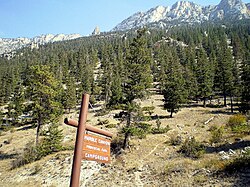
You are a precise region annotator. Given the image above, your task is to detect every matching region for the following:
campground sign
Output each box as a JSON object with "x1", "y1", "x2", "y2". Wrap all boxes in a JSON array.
[
  {"x1": 82, "y1": 133, "x2": 111, "y2": 163},
  {"x1": 64, "y1": 94, "x2": 113, "y2": 187}
]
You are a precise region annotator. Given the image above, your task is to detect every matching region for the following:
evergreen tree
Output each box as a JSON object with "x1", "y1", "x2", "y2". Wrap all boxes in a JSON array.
[
  {"x1": 25, "y1": 65, "x2": 63, "y2": 144},
  {"x1": 62, "y1": 76, "x2": 77, "y2": 113},
  {"x1": 196, "y1": 48, "x2": 213, "y2": 107},
  {"x1": 37, "y1": 123, "x2": 63, "y2": 157},
  {"x1": 216, "y1": 47, "x2": 234, "y2": 107},
  {"x1": 100, "y1": 44, "x2": 113, "y2": 106},
  {"x1": 241, "y1": 58, "x2": 250, "y2": 113},
  {"x1": 108, "y1": 55, "x2": 123, "y2": 107},
  {"x1": 124, "y1": 28, "x2": 152, "y2": 103},
  {"x1": 162, "y1": 50, "x2": 187, "y2": 117},
  {"x1": 8, "y1": 83, "x2": 25, "y2": 124},
  {"x1": 122, "y1": 28, "x2": 153, "y2": 149}
]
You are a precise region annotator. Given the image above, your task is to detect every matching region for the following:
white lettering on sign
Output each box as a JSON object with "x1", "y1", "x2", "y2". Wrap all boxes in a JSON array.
[
  {"x1": 84, "y1": 135, "x2": 97, "y2": 143},
  {"x1": 86, "y1": 145, "x2": 100, "y2": 151},
  {"x1": 101, "y1": 148, "x2": 107, "y2": 153},
  {"x1": 98, "y1": 139, "x2": 110, "y2": 146},
  {"x1": 85, "y1": 153, "x2": 109, "y2": 161}
]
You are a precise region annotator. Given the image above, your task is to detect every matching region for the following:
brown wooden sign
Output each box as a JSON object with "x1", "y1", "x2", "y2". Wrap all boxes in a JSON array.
[
  {"x1": 82, "y1": 133, "x2": 111, "y2": 163},
  {"x1": 64, "y1": 94, "x2": 113, "y2": 187}
]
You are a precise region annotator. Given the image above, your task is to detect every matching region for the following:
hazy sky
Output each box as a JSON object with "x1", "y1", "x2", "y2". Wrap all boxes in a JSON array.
[{"x1": 0, "y1": 0, "x2": 249, "y2": 38}]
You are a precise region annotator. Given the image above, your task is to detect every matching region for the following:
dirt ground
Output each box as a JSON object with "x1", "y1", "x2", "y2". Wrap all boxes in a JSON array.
[{"x1": 0, "y1": 92, "x2": 249, "y2": 187}]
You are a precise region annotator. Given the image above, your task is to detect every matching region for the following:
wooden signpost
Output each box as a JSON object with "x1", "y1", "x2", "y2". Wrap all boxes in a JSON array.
[{"x1": 64, "y1": 94, "x2": 113, "y2": 187}]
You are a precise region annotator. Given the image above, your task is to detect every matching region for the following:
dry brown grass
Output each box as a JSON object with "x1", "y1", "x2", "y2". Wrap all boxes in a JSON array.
[{"x1": 0, "y1": 92, "x2": 248, "y2": 186}]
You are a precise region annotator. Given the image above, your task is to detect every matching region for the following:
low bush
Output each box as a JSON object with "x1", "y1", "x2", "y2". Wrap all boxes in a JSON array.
[
  {"x1": 105, "y1": 123, "x2": 116, "y2": 128},
  {"x1": 11, "y1": 141, "x2": 37, "y2": 169},
  {"x1": 169, "y1": 134, "x2": 182, "y2": 146},
  {"x1": 96, "y1": 119, "x2": 109, "y2": 126},
  {"x1": 142, "y1": 106, "x2": 155, "y2": 116},
  {"x1": 111, "y1": 136, "x2": 124, "y2": 154},
  {"x1": 227, "y1": 114, "x2": 249, "y2": 134},
  {"x1": 95, "y1": 109, "x2": 110, "y2": 117},
  {"x1": 31, "y1": 164, "x2": 42, "y2": 175},
  {"x1": 11, "y1": 124, "x2": 63, "y2": 169},
  {"x1": 122, "y1": 122, "x2": 151, "y2": 139},
  {"x1": 151, "y1": 125, "x2": 171, "y2": 134},
  {"x1": 179, "y1": 137, "x2": 205, "y2": 159},
  {"x1": 209, "y1": 126, "x2": 224, "y2": 144}
]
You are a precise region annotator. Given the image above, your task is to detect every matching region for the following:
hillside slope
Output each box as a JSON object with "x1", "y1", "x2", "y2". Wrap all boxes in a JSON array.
[{"x1": 0, "y1": 91, "x2": 249, "y2": 186}]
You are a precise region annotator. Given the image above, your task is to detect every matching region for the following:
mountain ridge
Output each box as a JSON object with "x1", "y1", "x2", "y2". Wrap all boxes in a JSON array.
[
  {"x1": 0, "y1": 33, "x2": 82, "y2": 58},
  {"x1": 112, "y1": 0, "x2": 250, "y2": 31}
]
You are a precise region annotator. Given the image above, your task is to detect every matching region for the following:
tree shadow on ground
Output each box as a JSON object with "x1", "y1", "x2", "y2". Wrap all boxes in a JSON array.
[
  {"x1": 0, "y1": 152, "x2": 18, "y2": 160},
  {"x1": 207, "y1": 140, "x2": 250, "y2": 186},
  {"x1": 205, "y1": 140, "x2": 250, "y2": 153},
  {"x1": 151, "y1": 115, "x2": 172, "y2": 120},
  {"x1": 231, "y1": 172, "x2": 250, "y2": 187},
  {"x1": 17, "y1": 124, "x2": 35, "y2": 131},
  {"x1": 209, "y1": 109, "x2": 235, "y2": 115},
  {"x1": 213, "y1": 157, "x2": 250, "y2": 187}
]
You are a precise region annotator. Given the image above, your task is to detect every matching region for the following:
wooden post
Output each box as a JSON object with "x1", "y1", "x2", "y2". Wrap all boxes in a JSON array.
[
  {"x1": 64, "y1": 118, "x2": 113, "y2": 138},
  {"x1": 70, "y1": 94, "x2": 89, "y2": 187}
]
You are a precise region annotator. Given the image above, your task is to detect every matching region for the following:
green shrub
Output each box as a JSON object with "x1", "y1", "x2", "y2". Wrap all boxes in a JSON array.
[
  {"x1": 97, "y1": 119, "x2": 109, "y2": 126},
  {"x1": 11, "y1": 142, "x2": 37, "y2": 169},
  {"x1": 209, "y1": 126, "x2": 224, "y2": 144},
  {"x1": 231, "y1": 124, "x2": 250, "y2": 134},
  {"x1": 169, "y1": 134, "x2": 182, "y2": 146},
  {"x1": 11, "y1": 124, "x2": 63, "y2": 169},
  {"x1": 95, "y1": 109, "x2": 109, "y2": 116},
  {"x1": 105, "y1": 123, "x2": 116, "y2": 128},
  {"x1": 142, "y1": 106, "x2": 155, "y2": 116},
  {"x1": 151, "y1": 125, "x2": 171, "y2": 134},
  {"x1": 122, "y1": 123, "x2": 151, "y2": 139},
  {"x1": 227, "y1": 114, "x2": 249, "y2": 134},
  {"x1": 179, "y1": 137, "x2": 205, "y2": 159},
  {"x1": 36, "y1": 124, "x2": 63, "y2": 159},
  {"x1": 228, "y1": 114, "x2": 247, "y2": 127}
]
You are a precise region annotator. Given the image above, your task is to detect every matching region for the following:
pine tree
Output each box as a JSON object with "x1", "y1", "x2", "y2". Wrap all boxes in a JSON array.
[
  {"x1": 8, "y1": 83, "x2": 25, "y2": 124},
  {"x1": 108, "y1": 55, "x2": 123, "y2": 107},
  {"x1": 241, "y1": 58, "x2": 250, "y2": 114},
  {"x1": 124, "y1": 28, "x2": 152, "y2": 103},
  {"x1": 122, "y1": 28, "x2": 153, "y2": 149},
  {"x1": 25, "y1": 65, "x2": 63, "y2": 144},
  {"x1": 37, "y1": 123, "x2": 63, "y2": 157},
  {"x1": 216, "y1": 47, "x2": 234, "y2": 107},
  {"x1": 162, "y1": 50, "x2": 187, "y2": 117},
  {"x1": 100, "y1": 44, "x2": 113, "y2": 106},
  {"x1": 62, "y1": 76, "x2": 77, "y2": 113},
  {"x1": 196, "y1": 48, "x2": 213, "y2": 107}
]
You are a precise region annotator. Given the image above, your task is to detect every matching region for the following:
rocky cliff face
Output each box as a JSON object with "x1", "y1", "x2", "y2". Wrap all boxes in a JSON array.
[
  {"x1": 92, "y1": 26, "x2": 101, "y2": 35},
  {"x1": 112, "y1": 0, "x2": 250, "y2": 31},
  {"x1": 210, "y1": 0, "x2": 249, "y2": 20},
  {"x1": 0, "y1": 33, "x2": 82, "y2": 58}
]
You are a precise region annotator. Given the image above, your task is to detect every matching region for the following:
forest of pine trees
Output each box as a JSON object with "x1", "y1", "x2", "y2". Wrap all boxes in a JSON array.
[{"x1": 0, "y1": 21, "x2": 249, "y2": 141}]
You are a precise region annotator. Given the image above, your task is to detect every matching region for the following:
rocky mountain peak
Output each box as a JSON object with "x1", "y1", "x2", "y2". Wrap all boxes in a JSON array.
[
  {"x1": 218, "y1": 0, "x2": 245, "y2": 8},
  {"x1": 0, "y1": 33, "x2": 82, "y2": 59},
  {"x1": 171, "y1": 1, "x2": 200, "y2": 10},
  {"x1": 210, "y1": 0, "x2": 249, "y2": 20},
  {"x1": 168, "y1": 1, "x2": 204, "y2": 20},
  {"x1": 92, "y1": 26, "x2": 100, "y2": 35},
  {"x1": 112, "y1": 0, "x2": 250, "y2": 32}
]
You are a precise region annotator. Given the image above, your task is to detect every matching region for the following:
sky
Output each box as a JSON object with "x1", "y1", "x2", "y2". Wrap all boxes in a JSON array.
[{"x1": 0, "y1": 0, "x2": 249, "y2": 38}]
